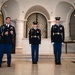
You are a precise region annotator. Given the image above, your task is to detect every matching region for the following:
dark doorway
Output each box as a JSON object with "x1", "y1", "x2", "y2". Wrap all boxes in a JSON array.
[
  {"x1": 70, "y1": 10, "x2": 75, "y2": 40},
  {"x1": 26, "y1": 13, "x2": 47, "y2": 38}
]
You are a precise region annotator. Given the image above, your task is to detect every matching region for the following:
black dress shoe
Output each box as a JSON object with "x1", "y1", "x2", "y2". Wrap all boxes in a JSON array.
[
  {"x1": 32, "y1": 61, "x2": 35, "y2": 64},
  {"x1": 32, "y1": 62, "x2": 37, "y2": 64},
  {"x1": 34, "y1": 62, "x2": 37, "y2": 64},
  {"x1": 55, "y1": 62, "x2": 58, "y2": 65},
  {"x1": 32, "y1": 62, "x2": 34, "y2": 64},
  {"x1": 7, "y1": 64, "x2": 11, "y2": 67},
  {"x1": 57, "y1": 62, "x2": 61, "y2": 65}
]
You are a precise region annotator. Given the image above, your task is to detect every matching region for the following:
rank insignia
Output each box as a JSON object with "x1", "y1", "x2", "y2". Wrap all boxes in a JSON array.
[
  {"x1": 10, "y1": 27, "x2": 13, "y2": 30},
  {"x1": 37, "y1": 31, "x2": 39, "y2": 33},
  {"x1": 54, "y1": 26, "x2": 57, "y2": 28},
  {"x1": 60, "y1": 27, "x2": 62, "y2": 30}
]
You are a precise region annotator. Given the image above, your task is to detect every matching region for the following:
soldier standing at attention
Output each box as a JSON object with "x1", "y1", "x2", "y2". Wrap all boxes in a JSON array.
[
  {"x1": 29, "y1": 21, "x2": 41, "y2": 64},
  {"x1": 0, "y1": 17, "x2": 16, "y2": 67},
  {"x1": 51, "y1": 17, "x2": 64, "y2": 65}
]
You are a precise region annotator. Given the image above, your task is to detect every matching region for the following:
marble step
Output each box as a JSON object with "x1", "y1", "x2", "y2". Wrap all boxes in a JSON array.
[{"x1": 3, "y1": 54, "x2": 75, "y2": 60}]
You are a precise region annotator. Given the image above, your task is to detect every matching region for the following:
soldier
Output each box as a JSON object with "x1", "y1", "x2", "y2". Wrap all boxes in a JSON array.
[
  {"x1": 0, "y1": 26, "x2": 4, "y2": 68},
  {"x1": 0, "y1": 17, "x2": 16, "y2": 67},
  {"x1": 51, "y1": 17, "x2": 64, "y2": 65},
  {"x1": 29, "y1": 21, "x2": 41, "y2": 64}
]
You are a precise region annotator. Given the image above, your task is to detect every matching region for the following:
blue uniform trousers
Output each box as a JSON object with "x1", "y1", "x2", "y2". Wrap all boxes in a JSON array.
[
  {"x1": 31, "y1": 44, "x2": 39, "y2": 63},
  {"x1": 0, "y1": 44, "x2": 12, "y2": 65},
  {"x1": 0, "y1": 44, "x2": 4, "y2": 64},
  {"x1": 54, "y1": 42, "x2": 62, "y2": 63},
  {"x1": 4, "y1": 44, "x2": 12, "y2": 65}
]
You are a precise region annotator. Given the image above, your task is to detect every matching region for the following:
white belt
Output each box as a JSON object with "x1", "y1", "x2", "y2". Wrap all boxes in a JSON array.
[
  {"x1": 53, "y1": 33, "x2": 61, "y2": 35},
  {"x1": 31, "y1": 36, "x2": 39, "y2": 38}
]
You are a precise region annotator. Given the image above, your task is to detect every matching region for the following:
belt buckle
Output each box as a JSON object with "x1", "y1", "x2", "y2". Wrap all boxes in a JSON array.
[
  {"x1": 57, "y1": 33, "x2": 59, "y2": 34},
  {"x1": 34, "y1": 36, "x2": 36, "y2": 38}
]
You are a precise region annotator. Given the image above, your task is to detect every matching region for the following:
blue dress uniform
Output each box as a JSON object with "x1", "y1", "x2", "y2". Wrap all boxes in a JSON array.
[
  {"x1": 0, "y1": 24, "x2": 16, "y2": 67},
  {"x1": 51, "y1": 17, "x2": 64, "y2": 65},
  {"x1": 29, "y1": 22, "x2": 41, "y2": 64},
  {"x1": 0, "y1": 26, "x2": 4, "y2": 68}
]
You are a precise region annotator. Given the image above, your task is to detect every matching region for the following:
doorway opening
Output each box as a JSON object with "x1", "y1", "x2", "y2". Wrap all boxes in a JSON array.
[{"x1": 26, "y1": 13, "x2": 47, "y2": 38}]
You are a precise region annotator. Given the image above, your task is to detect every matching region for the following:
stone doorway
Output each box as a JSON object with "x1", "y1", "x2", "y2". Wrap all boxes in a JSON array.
[{"x1": 26, "y1": 13, "x2": 47, "y2": 38}]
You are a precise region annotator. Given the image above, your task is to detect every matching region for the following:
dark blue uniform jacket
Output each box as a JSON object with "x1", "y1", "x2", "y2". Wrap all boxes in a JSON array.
[
  {"x1": 51, "y1": 24, "x2": 64, "y2": 42},
  {"x1": 1, "y1": 24, "x2": 16, "y2": 44},
  {"x1": 29, "y1": 28, "x2": 41, "y2": 44}
]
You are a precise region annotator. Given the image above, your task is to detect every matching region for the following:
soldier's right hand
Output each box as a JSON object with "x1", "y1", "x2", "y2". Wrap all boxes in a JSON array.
[
  {"x1": 5, "y1": 31, "x2": 8, "y2": 35},
  {"x1": 52, "y1": 42, "x2": 54, "y2": 44}
]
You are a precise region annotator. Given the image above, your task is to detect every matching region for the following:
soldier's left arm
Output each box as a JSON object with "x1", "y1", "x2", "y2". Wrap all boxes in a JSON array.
[
  {"x1": 51, "y1": 26, "x2": 54, "y2": 43},
  {"x1": 12, "y1": 26, "x2": 16, "y2": 37},
  {"x1": 13, "y1": 27, "x2": 16, "y2": 37},
  {"x1": 62, "y1": 26, "x2": 65, "y2": 42},
  {"x1": 10, "y1": 26, "x2": 16, "y2": 37},
  {"x1": 29, "y1": 29, "x2": 31, "y2": 44},
  {"x1": 39, "y1": 29, "x2": 41, "y2": 44}
]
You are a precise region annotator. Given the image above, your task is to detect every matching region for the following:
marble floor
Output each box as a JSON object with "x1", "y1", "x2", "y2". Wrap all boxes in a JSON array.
[{"x1": 0, "y1": 54, "x2": 75, "y2": 75}]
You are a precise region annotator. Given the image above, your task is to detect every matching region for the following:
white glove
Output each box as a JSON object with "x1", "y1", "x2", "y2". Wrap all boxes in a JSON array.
[
  {"x1": 62, "y1": 42, "x2": 64, "y2": 44},
  {"x1": 52, "y1": 42, "x2": 54, "y2": 44}
]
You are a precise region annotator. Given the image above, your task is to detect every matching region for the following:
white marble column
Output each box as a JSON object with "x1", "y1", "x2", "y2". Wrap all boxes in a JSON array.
[
  {"x1": 16, "y1": 20, "x2": 25, "y2": 50},
  {"x1": 24, "y1": 20, "x2": 27, "y2": 38}
]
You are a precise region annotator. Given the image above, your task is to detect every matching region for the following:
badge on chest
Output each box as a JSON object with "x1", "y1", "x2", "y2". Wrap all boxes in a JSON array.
[
  {"x1": 53, "y1": 26, "x2": 57, "y2": 29},
  {"x1": 37, "y1": 30, "x2": 39, "y2": 33},
  {"x1": 10, "y1": 27, "x2": 13, "y2": 30},
  {"x1": 60, "y1": 27, "x2": 62, "y2": 30}
]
